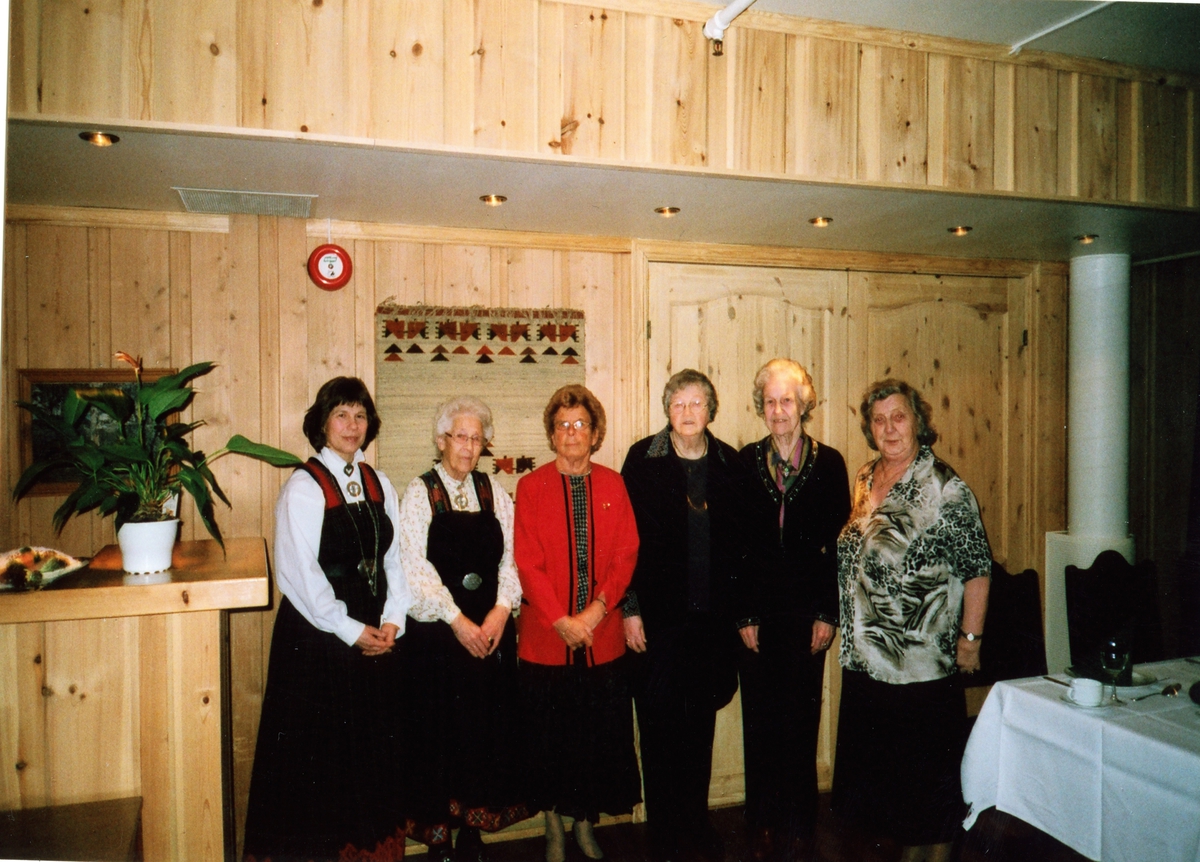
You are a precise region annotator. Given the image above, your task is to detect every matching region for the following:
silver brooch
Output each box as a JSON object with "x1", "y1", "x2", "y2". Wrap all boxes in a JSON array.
[
  {"x1": 462, "y1": 572, "x2": 483, "y2": 590},
  {"x1": 347, "y1": 481, "x2": 362, "y2": 498}
]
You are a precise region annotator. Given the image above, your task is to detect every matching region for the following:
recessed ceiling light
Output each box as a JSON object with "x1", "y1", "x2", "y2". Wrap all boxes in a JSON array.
[
  {"x1": 655, "y1": 206, "x2": 681, "y2": 218},
  {"x1": 79, "y1": 131, "x2": 119, "y2": 147},
  {"x1": 1075, "y1": 234, "x2": 1099, "y2": 245},
  {"x1": 808, "y1": 216, "x2": 833, "y2": 227},
  {"x1": 948, "y1": 225, "x2": 973, "y2": 236},
  {"x1": 480, "y1": 194, "x2": 507, "y2": 206}
]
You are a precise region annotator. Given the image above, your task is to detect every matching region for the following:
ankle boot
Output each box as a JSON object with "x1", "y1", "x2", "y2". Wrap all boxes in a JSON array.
[
  {"x1": 544, "y1": 811, "x2": 566, "y2": 862},
  {"x1": 574, "y1": 818, "x2": 604, "y2": 860}
]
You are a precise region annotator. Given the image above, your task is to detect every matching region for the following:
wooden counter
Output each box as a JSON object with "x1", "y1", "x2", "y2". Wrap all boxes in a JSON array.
[{"x1": 0, "y1": 538, "x2": 270, "y2": 862}]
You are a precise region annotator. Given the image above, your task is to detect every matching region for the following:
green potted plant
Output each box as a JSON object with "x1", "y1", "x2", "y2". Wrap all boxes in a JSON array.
[{"x1": 13, "y1": 351, "x2": 303, "y2": 573}]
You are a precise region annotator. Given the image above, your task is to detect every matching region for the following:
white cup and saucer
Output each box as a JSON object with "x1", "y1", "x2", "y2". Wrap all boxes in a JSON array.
[{"x1": 1063, "y1": 677, "x2": 1105, "y2": 708}]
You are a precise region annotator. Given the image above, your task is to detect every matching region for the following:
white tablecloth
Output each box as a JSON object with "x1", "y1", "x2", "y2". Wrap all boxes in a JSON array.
[{"x1": 962, "y1": 658, "x2": 1200, "y2": 862}]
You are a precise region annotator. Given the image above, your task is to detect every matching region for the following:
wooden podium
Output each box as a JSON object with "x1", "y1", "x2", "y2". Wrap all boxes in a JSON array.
[{"x1": 0, "y1": 538, "x2": 270, "y2": 862}]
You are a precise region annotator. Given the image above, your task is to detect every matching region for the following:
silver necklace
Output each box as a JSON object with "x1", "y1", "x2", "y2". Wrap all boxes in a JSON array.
[{"x1": 342, "y1": 467, "x2": 381, "y2": 595}]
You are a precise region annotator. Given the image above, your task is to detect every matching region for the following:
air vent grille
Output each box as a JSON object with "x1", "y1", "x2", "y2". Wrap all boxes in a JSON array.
[{"x1": 173, "y1": 187, "x2": 316, "y2": 218}]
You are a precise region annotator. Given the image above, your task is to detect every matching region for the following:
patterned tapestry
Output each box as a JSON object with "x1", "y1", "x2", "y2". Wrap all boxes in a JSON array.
[{"x1": 374, "y1": 302, "x2": 586, "y2": 496}]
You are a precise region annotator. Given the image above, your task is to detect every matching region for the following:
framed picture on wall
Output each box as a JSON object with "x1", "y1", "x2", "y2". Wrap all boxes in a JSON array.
[{"x1": 16, "y1": 367, "x2": 176, "y2": 497}]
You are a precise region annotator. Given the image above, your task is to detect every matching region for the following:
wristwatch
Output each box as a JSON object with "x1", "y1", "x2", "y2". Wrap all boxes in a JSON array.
[{"x1": 959, "y1": 629, "x2": 983, "y2": 642}]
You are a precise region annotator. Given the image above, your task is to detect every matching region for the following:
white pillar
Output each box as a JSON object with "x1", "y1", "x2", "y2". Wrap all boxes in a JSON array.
[{"x1": 1044, "y1": 253, "x2": 1134, "y2": 673}]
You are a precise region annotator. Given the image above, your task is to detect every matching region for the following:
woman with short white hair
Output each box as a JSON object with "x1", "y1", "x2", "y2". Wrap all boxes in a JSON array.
[
  {"x1": 737, "y1": 358, "x2": 850, "y2": 862},
  {"x1": 397, "y1": 395, "x2": 526, "y2": 862}
]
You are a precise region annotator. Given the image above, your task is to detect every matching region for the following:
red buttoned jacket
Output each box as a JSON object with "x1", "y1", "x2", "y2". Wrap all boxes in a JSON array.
[{"x1": 514, "y1": 461, "x2": 639, "y2": 666}]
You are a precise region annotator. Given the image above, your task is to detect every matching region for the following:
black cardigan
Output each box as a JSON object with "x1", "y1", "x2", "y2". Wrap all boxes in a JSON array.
[
  {"x1": 620, "y1": 426, "x2": 748, "y2": 631},
  {"x1": 736, "y1": 435, "x2": 850, "y2": 627}
]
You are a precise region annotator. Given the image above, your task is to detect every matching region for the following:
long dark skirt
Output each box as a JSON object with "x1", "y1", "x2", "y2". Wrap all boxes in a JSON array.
[
  {"x1": 243, "y1": 599, "x2": 407, "y2": 862},
  {"x1": 738, "y1": 616, "x2": 826, "y2": 841},
  {"x1": 519, "y1": 658, "x2": 642, "y2": 821},
  {"x1": 400, "y1": 618, "x2": 527, "y2": 846},
  {"x1": 832, "y1": 669, "x2": 968, "y2": 846}
]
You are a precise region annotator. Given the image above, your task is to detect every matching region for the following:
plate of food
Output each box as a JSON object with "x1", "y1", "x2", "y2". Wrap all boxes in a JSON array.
[{"x1": 1, "y1": 547, "x2": 86, "y2": 591}]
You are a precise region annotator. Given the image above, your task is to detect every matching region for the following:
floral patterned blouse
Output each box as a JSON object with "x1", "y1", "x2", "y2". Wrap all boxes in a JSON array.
[{"x1": 837, "y1": 446, "x2": 991, "y2": 685}]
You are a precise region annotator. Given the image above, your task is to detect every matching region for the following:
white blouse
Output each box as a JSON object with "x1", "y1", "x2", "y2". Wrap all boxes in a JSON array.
[
  {"x1": 273, "y1": 446, "x2": 411, "y2": 646},
  {"x1": 398, "y1": 462, "x2": 522, "y2": 624}
]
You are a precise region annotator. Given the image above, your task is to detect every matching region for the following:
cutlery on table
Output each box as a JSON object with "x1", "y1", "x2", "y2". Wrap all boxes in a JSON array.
[{"x1": 1131, "y1": 682, "x2": 1183, "y2": 701}]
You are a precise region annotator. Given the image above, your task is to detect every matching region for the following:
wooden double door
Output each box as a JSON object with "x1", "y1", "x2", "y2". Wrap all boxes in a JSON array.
[{"x1": 647, "y1": 260, "x2": 1036, "y2": 802}]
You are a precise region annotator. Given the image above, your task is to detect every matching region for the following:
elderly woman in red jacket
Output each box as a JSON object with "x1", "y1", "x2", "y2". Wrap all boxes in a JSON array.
[{"x1": 515, "y1": 384, "x2": 641, "y2": 862}]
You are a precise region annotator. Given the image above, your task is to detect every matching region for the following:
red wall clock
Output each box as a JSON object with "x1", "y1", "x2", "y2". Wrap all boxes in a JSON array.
[{"x1": 307, "y1": 243, "x2": 353, "y2": 290}]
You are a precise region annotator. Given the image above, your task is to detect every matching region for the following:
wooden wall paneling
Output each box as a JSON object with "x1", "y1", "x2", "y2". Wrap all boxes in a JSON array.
[
  {"x1": 1013, "y1": 65, "x2": 1059, "y2": 196},
  {"x1": 139, "y1": 611, "x2": 225, "y2": 861},
  {"x1": 188, "y1": 217, "x2": 264, "y2": 546},
  {"x1": 994, "y1": 63, "x2": 1015, "y2": 191},
  {"x1": 42, "y1": 618, "x2": 139, "y2": 804},
  {"x1": 25, "y1": 225, "x2": 92, "y2": 366},
  {"x1": 623, "y1": 12, "x2": 653, "y2": 163},
  {"x1": 86, "y1": 229, "x2": 112, "y2": 372},
  {"x1": 1141, "y1": 82, "x2": 1191, "y2": 207},
  {"x1": 1, "y1": 225, "x2": 29, "y2": 549},
  {"x1": 368, "y1": 0, "x2": 447, "y2": 142},
  {"x1": 468, "y1": 0, "x2": 540, "y2": 151},
  {"x1": 790, "y1": 36, "x2": 857, "y2": 180},
  {"x1": 1030, "y1": 263, "x2": 1067, "y2": 607},
  {"x1": 926, "y1": 53, "x2": 947, "y2": 186},
  {"x1": 2, "y1": 623, "x2": 49, "y2": 809},
  {"x1": 563, "y1": 250, "x2": 620, "y2": 468},
  {"x1": 371, "y1": 239, "x2": 428, "y2": 305},
  {"x1": 1004, "y1": 275, "x2": 1031, "y2": 571},
  {"x1": 538, "y1": 1, "x2": 567, "y2": 154},
  {"x1": 264, "y1": 0, "x2": 349, "y2": 135},
  {"x1": 705, "y1": 19, "x2": 728, "y2": 172},
  {"x1": 498, "y1": 246, "x2": 557, "y2": 306},
  {"x1": 305, "y1": 235, "x2": 362, "y2": 385},
  {"x1": 443, "y1": 0, "x2": 476, "y2": 147},
  {"x1": 139, "y1": 0, "x2": 238, "y2": 125},
  {"x1": 8, "y1": 0, "x2": 40, "y2": 114},
  {"x1": 857, "y1": 44, "x2": 927, "y2": 185},
  {"x1": 236, "y1": 0, "x2": 269, "y2": 128},
  {"x1": 556, "y1": 4, "x2": 625, "y2": 158},
  {"x1": 37, "y1": 0, "x2": 127, "y2": 118},
  {"x1": 729, "y1": 27, "x2": 787, "y2": 173},
  {"x1": 344, "y1": 0, "x2": 373, "y2": 138},
  {"x1": 1056, "y1": 71, "x2": 1080, "y2": 197},
  {"x1": 940, "y1": 55, "x2": 995, "y2": 190},
  {"x1": 1117, "y1": 79, "x2": 1140, "y2": 202},
  {"x1": 1076, "y1": 73, "x2": 1118, "y2": 201},
  {"x1": 426, "y1": 243, "x2": 492, "y2": 305},
  {"x1": 354, "y1": 238, "x2": 379, "y2": 392},
  {"x1": 649, "y1": 15, "x2": 709, "y2": 167},
  {"x1": 108, "y1": 229, "x2": 173, "y2": 369}
]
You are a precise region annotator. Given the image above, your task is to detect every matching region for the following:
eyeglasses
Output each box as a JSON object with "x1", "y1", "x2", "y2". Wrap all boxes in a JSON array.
[
  {"x1": 669, "y1": 399, "x2": 706, "y2": 414},
  {"x1": 446, "y1": 432, "x2": 486, "y2": 447},
  {"x1": 554, "y1": 419, "x2": 592, "y2": 432}
]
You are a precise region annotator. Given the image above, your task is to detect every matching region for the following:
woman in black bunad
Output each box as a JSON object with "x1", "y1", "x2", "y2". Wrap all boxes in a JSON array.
[
  {"x1": 737, "y1": 359, "x2": 850, "y2": 862},
  {"x1": 619, "y1": 369, "x2": 746, "y2": 862},
  {"x1": 243, "y1": 377, "x2": 411, "y2": 862},
  {"x1": 397, "y1": 396, "x2": 526, "y2": 862}
]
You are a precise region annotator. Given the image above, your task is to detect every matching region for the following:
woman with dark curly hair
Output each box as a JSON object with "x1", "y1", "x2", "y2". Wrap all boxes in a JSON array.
[
  {"x1": 514, "y1": 384, "x2": 641, "y2": 862},
  {"x1": 832, "y1": 379, "x2": 991, "y2": 862},
  {"x1": 244, "y1": 377, "x2": 410, "y2": 862}
]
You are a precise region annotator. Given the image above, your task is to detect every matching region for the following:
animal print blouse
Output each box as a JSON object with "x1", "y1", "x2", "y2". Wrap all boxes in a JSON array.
[{"x1": 837, "y1": 446, "x2": 991, "y2": 685}]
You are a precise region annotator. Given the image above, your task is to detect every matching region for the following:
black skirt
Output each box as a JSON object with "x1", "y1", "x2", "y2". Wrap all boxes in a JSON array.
[
  {"x1": 832, "y1": 669, "x2": 968, "y2": 846},
  {"x1": 519, "y1": 657, "x2": 642, "y2": 821},
  {"x1": 243, "y1": 599, "x2": 407, "y2": 862}
]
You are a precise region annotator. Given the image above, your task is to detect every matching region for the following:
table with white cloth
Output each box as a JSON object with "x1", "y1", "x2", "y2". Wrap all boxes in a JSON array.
[{"x1": 962, "y1": 657, "x2": 1200, "y2": 862}]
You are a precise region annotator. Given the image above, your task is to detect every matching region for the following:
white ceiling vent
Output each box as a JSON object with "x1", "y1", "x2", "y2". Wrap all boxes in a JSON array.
[{"x1": 173, "y1": 187, "x2": 316, "y2": 218}]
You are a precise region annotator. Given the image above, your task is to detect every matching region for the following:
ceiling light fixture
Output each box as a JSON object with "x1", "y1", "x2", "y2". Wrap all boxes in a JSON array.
[
  {"x1": 79, "y1": 131, "x2": 119, "y2": 147},
  {"x1": 808, "y1": 216, "x2": 832, "y2": 227},
  {"x1": 480, "y1": 194, "x2": 507, "y2": 206},
  {"x1": 1076, "y1": 234, "x2": 1099, "y2": 245},
  {"x1": 655, "y1": 206, "x2": 681, "y2": 218},
  {"x1": 948, "y1": 225, "x2": 973, "y2": 236}
]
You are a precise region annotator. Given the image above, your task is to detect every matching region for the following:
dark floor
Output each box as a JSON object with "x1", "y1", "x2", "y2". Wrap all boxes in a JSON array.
[{"x1": 471, "y1": 796, "x2": 1090, "y2": 862}]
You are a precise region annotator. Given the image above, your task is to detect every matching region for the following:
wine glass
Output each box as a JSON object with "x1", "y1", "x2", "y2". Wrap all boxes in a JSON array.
[{"x1": 1099, "y1": 636, "x2": 1131, "y2": 704}]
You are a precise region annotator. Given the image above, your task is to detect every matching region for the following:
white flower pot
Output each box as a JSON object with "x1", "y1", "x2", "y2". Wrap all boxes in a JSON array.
[{"x1": 117, "y1": 519, "x2": 180, "y2": 574}]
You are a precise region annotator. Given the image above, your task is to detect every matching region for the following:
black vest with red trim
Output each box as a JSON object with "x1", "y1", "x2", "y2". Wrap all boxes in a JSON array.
[
  {"x1": 420, "y1": 469, "x2": 504, "y2": 624},
  {"x1": 299, "y1": 457, "x2": 394, "y2": 624}
]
